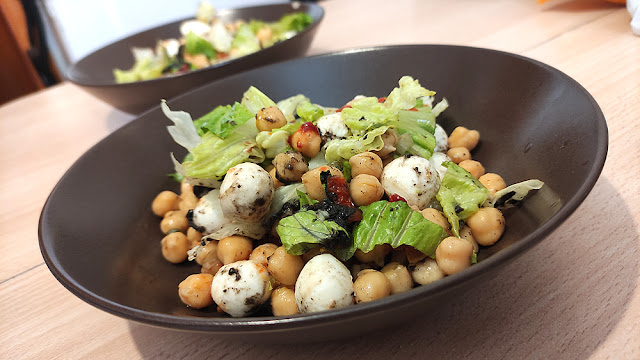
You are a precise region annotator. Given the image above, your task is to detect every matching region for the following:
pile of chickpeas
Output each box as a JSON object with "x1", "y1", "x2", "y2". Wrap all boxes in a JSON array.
[{"x1": 151, "y1": 105, "x2": 511, "y2": 316}]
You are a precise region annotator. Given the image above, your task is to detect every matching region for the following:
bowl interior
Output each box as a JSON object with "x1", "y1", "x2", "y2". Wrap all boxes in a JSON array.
[{"x1": 40, "y1": 45, "x2": 607, "y2": 338}]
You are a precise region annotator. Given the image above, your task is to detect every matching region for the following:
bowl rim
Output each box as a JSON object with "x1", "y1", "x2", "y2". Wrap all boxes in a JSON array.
[
  {"x1": 65, "y1": 2, "x2": 325, "y2": 88},
  {"x1": 40, "y1": 44, "x2": 609, "y2": 333}
]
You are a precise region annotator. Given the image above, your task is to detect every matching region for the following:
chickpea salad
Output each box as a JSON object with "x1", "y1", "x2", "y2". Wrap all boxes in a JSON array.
[
  {"x1": 113, "y1": 1, "x2": 313, "y2": 83},
  {"x1": 153, "y1": 76, "x2": 544, "y2": 317}
]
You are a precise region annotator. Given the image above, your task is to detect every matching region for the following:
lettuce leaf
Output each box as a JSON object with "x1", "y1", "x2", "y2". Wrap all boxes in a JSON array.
[
  {"x1": 276, "y1": 210, "x2": 354, "y2": 261},
  {"x1": 193, "y1": 102, "x2": 254, "y2": 138},
  {"x1": 352, "y1": 200, "x2": 445, "y2": 258},
  {"x1": 436, "y1": 162, "x2": 489, "y2": 237},
  {"x1": 485, "y1": 179, "x2": 544, "y2": 208},
  {"x1": 161, "y1": 100, "x2": 201, "y2": 151},
  {"x1": 184, "y1": 31, "x2": 216, "y2": 59},
  {"x1": 277, "y1": 94, "x2": 309, "y2": 122},
  {"x1": 296, "y1": 100, "x2": 324, "y2": 123},
  {"x1": 182, "y1": 120, "x2": 265, "y2": 180},
  {"x1": 324, "y1": 125, "x2": 389, "y2": 162},
  {"x1": 230, "y1": 24, "x2": 260, "y2": 57},
  {"x1": 241, "y1": 86, "x2": 277, "y2": 114},
  {"x1": 255, "y1": 129, "x2": 291, "y2": 158},
  {"x1": 341, "y1": 97, "x2": 396, "y2": 135},
  {"x1": 395, "y1": 106, "x2": 438, "y2": 158},
  {"x1": 384, "y1": 76, "x2": 435, "y2": 112}
]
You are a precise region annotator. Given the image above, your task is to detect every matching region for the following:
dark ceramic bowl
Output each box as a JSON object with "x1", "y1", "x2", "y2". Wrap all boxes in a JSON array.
[
  {"x1": 65, "y1": 3, "x2": 324, "y2": 114},
  {"x1": 40, "y1": 45, "x2": 608, "y2": 342}
]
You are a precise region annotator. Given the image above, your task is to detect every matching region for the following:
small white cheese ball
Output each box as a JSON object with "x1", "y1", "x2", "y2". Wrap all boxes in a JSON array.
[
  {"x1": 316, "y1": 113, "x2": 349, "y2": 141},
  {"x1": 434, "y1": 124, "x2": 449, "y2": 152},
  {"x1": 429, "y1": 151, "x2": 451, "y2": 181},
  {"x1": 211, "y1": 260, "x2": 272, "y2": 317},
  {"x1": 219, "y1": 162, "x2": 274, "y2": 222},
  {"x1": 295, "y1": 254, "x2": 354, "y2": 313},
  {"x1": 381, "y1": 154, "x2": 440, "y2": 209},
  {"x1": 179, "y1": 20, "x2": 211, "y2": 37},
  {"x1": 191, "y1": 189, "x2": 267, "y2": 240}
]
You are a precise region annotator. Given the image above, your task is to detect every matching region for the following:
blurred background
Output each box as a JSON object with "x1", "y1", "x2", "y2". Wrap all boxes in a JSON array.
[{"x1": 0, "y1": 0, "x2": 285, "y2": 106}]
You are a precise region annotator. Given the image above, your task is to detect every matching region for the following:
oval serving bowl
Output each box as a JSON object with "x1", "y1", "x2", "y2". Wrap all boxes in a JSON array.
[
  {"x1": 66, "y1": 2, "x2": 324, "y2": 115},
  {"x1": 40, "y1": 45, "x2": 608, "y2": 342}
]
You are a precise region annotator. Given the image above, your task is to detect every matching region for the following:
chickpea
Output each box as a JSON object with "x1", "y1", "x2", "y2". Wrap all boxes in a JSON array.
[
  {"x1": 179, "y1": 190, "x2": 198, "y2": 213},
  {"x1": 350, "y1": 262, "x2": 374, "y2": 280},
  {"x1": 178, "y1": 274, "x2": 214, "y2": 309},
  {"x1": 273, "y1": 151, "x2": 308, "y2": 183},
  {"x1": 151, "y1": 190, "x2": 180, "y2": 217},
  {"x1": 160, "y1": 210, "x2": 189, "y2": 234},
  {"x1": 256, "y1": 26, "x2": 273, "y2": 47},
  {"x1": 195, "y1": 240, "x2": 218, "y2": 265},
  {"x1": 256, "y1": 106, "x2": 287, "y2": 132},
  {"x1": 161, "y1": 232, "x2": 190, "y2": 263},
  {"x1": 435, "y1": 236, "x2": 474, "y2": 275},
  {"x1": 373, "y1": 130, "x2": 398, "y2": 158},
  {"x1": 349, "y1": 174, "x2": 384, "y2": 206},
  {"x1": 354, "y1": 244, "x2": 391, "y2": 266},
  {"x1": 268, "y1": 167, "x2": 284, "y2": 189},
  {"x1": 217, "y1": 235, "x2": 253, "y2": 265},
  {"x1": 186, "y1": 227, "x2": 203, "y2": 249},
  {"x1": 301, "y1": 165, "x2": 343, "y2": 200},
  {"x1": 249, "y1": 243, "x2": 278, "y2": 267},
  {"x1": 180, "y1": 179, "x2": 194, "y2": 195},
  {"x1": 349, "y1": 152, "x2": 383, "y2": 179},
  {"x1": 301, "y1": 247, "x2": 332, "y2": 262},
  {"x1": 268, "y1": 246, "x2": 304, "y2": 286},
  {"x1": 479, "y1": 173, "x2": 507, "y2": 195},
  {"x1": 270, "y1": 286, "x2": 299, "y2": 316},
  {"x1": 448, "y1": 126, "x2": 480, "y2": 151},
  {"x1": 458, "y1": 159, "x2": 485, "y2": 179},
  {"x1": 446, "y1": 147, "x2": 471, "y2": 164},
  {"x1": 459, "y1": 225, "x2": 479, "y2": 253},
  {"x1": 183, "y1": 53, "x2": 209, "y2": 69},
  {"x1": 380, "y1": 262, "x2": 413, "y2": 294},
  {"x1": 405, "y1": 246, "x2": 427, "y2": 265},
  {"x1": 420, "y1": 208, "x2": 450, "y2": 231},
  {"x1": 411, "y1": 258, "x2": 445, "y2": 285},
  {"x1": 466, "y1": 207, "x2": 505, "y2": 246},
  {"x1": 290, "y1": 123, "x2": 322, "y2": 158},
  {"x1": 200, "y1": 251, "x2": 223, "y2": 275},
  {"x1": 353, "y1": 269, "x2": 392, "y2": 303}
]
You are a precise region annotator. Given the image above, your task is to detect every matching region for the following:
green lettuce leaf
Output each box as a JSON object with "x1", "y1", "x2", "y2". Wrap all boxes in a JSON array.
[
  {"x1": 241, "y1": 86, "x2": 277, "y2": 114},
  {"x1": 324, "y1": 126, "x2": 389, "y2": 162},
  {"x1": 182, "y1": 120, "x2": 265, "y2": 180},
  {"x1": 230, "y1": 24, "x2": 260, "y2": 57},
  {"x1": 395, "y1": 106, "x2": 438, "y2": 158},
  {"x1": 352, "y1": 200, "x2": 445, "y2": 258},
  {"x1": 184, "y1": 31, "x2": 216, "y2": 59},
  {"x1": 296, "y1": 100, "x2": 324, "y2": 123},
  {"x1": 193, "y1": 102, "x2": 254, "y2": 138},
  {"x1": 276, "y1": 210, "x2": 353, "y2": 261},
  {"x1": 277, "y1": 94, "x2": 309, "y2": 122},
  {"x1": 384, "y1": 75, "x2": 435, "y2": 112},
  {"x1": 255, "y1": 129, "x2": 291, "y2": 158},
  {"x1": 341, "y1": 97, "x2": 396, "y2": 135},
  {"x1": 436, "y1": 162, "x2": 490, "y2": 237}
]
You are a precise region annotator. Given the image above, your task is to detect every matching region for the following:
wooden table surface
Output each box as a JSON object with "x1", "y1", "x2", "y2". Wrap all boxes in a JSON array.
[{"x1": 1, "y1": 0, "x2": 639, "y2": 358}]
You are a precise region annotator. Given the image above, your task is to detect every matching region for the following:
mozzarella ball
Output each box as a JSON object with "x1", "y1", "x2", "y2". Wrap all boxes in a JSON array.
[
  {"x1": 219, "y1": 162, "x2": 274, "y2": 221},
  {"x1": 429, "y1": 151, "x2": 451, "y2": 181},
  {"x1": 211, "y1": 260, "x2": 273, "y2": 317},
  {"x1": 295, "y1": 254, "x2": 354, "y2": 313},
  {"x1": 381, "y1": 154, "x2": 441, "y2": 209},
  {"x1": 434, "y1": 124, "x2": 449, "y2": 152}
]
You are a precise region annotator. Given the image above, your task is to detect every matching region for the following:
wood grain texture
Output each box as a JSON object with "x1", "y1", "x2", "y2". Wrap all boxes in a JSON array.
[{"x1": 1, "y1": 0, "x2": 638, "y2": 359}]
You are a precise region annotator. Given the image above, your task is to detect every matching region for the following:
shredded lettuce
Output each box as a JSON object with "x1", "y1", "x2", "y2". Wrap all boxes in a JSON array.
[
  {"x1": 296, "y1": 100, "x2": 325, "y2": 123},
  {"x1": 341, "y1": 97, "x2": 396, "y2": 135},
  {"x1": 161, "y1": 100, "x2": 201, "y2": 151},
  {"x1": 324, "y1": 126, "x2": 389, "y2": 162},
  {"x1": 436, "y1": 162, "x2": 490, "y2": 237},
  {"x1": 395, "y1": 107, "x2": 438, "y2": 158},
  {"x1": 384, "y1": 76, "x2": 436, "y2": 112},
  {"x1": 277, "y1": 94, "x2": 309, "y2": 122},
  {"x1": 255, "y1": 130, "x2": 291, "y2": 158},
  {"x1": 352, "y1": 200, "x2": 445, "y2": 258},
  {"x1": 184, "y1": 31, "x2": 217, "y2": 59},
  {"x1": 113, "y1": 47, "x2": 168, "y2": 83},
  {"x1": 193, "y1": 102, "x2": 254, "y2": 138},
  {"x1": 485, "y1": 179, "x2": 545, "y2": 207},
  {"x1": 242, "y1": 86, "x2": 277, "y2": 114},
  {"x1": 182, "y1": 120, "x2": 264, "y2": 180},
  {"x1": 230, "y1": 24, "x2": 260, "y2": 57}
]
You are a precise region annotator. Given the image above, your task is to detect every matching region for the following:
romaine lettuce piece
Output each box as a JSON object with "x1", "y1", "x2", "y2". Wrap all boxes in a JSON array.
[
  {"x1": 277, "y1": 210, "x2": 353, "y2": 261},
  {"x1": 296, "y1": 100, "x2": 324, "y2": 123},
  {"x1": 395, "y1": 106, "x2": 438, "y2": 158},
  {"x1": 485, "y1": 179, "x2": 544, "y2": 208},
  {"x1": 324, "y1": 126, "x2": 389, "y2": 162},
  {"x1": 161, "y1": 100, "x2": 201, "y2": 151},
  {"x1": 277, "y1": 94, "x2": 309, "y2": 122},
  {"x1": 184, "y1": 31, "x2": 217, "y2": 59},
  {"x1": 182, "y1": 120, "x2": 265, "y2": 180},
  {"x1": 230, "y1": 24, "x2": 260, "y2": 57},
  {"x1": 193, "y1": 102, "x2": 254, "y2": 138},
  {"x1": 436, "y1": 161, "x2": 490, "y2": 237},
  {"x1": 384, "y1": 76, "x2": 435, "y2": 112},
  {"x1": 341, "y1": 97, "x2": 396, "y2": 135},
  {"x1": 241, "y1": 86, "x2": 277, "y2": 114},
  {"x1": 255, "y1": 129, "x2": 291, "y2": 158},
  {"x1": 352, "y1": 200, "x2": 445, "y2": 258}
]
